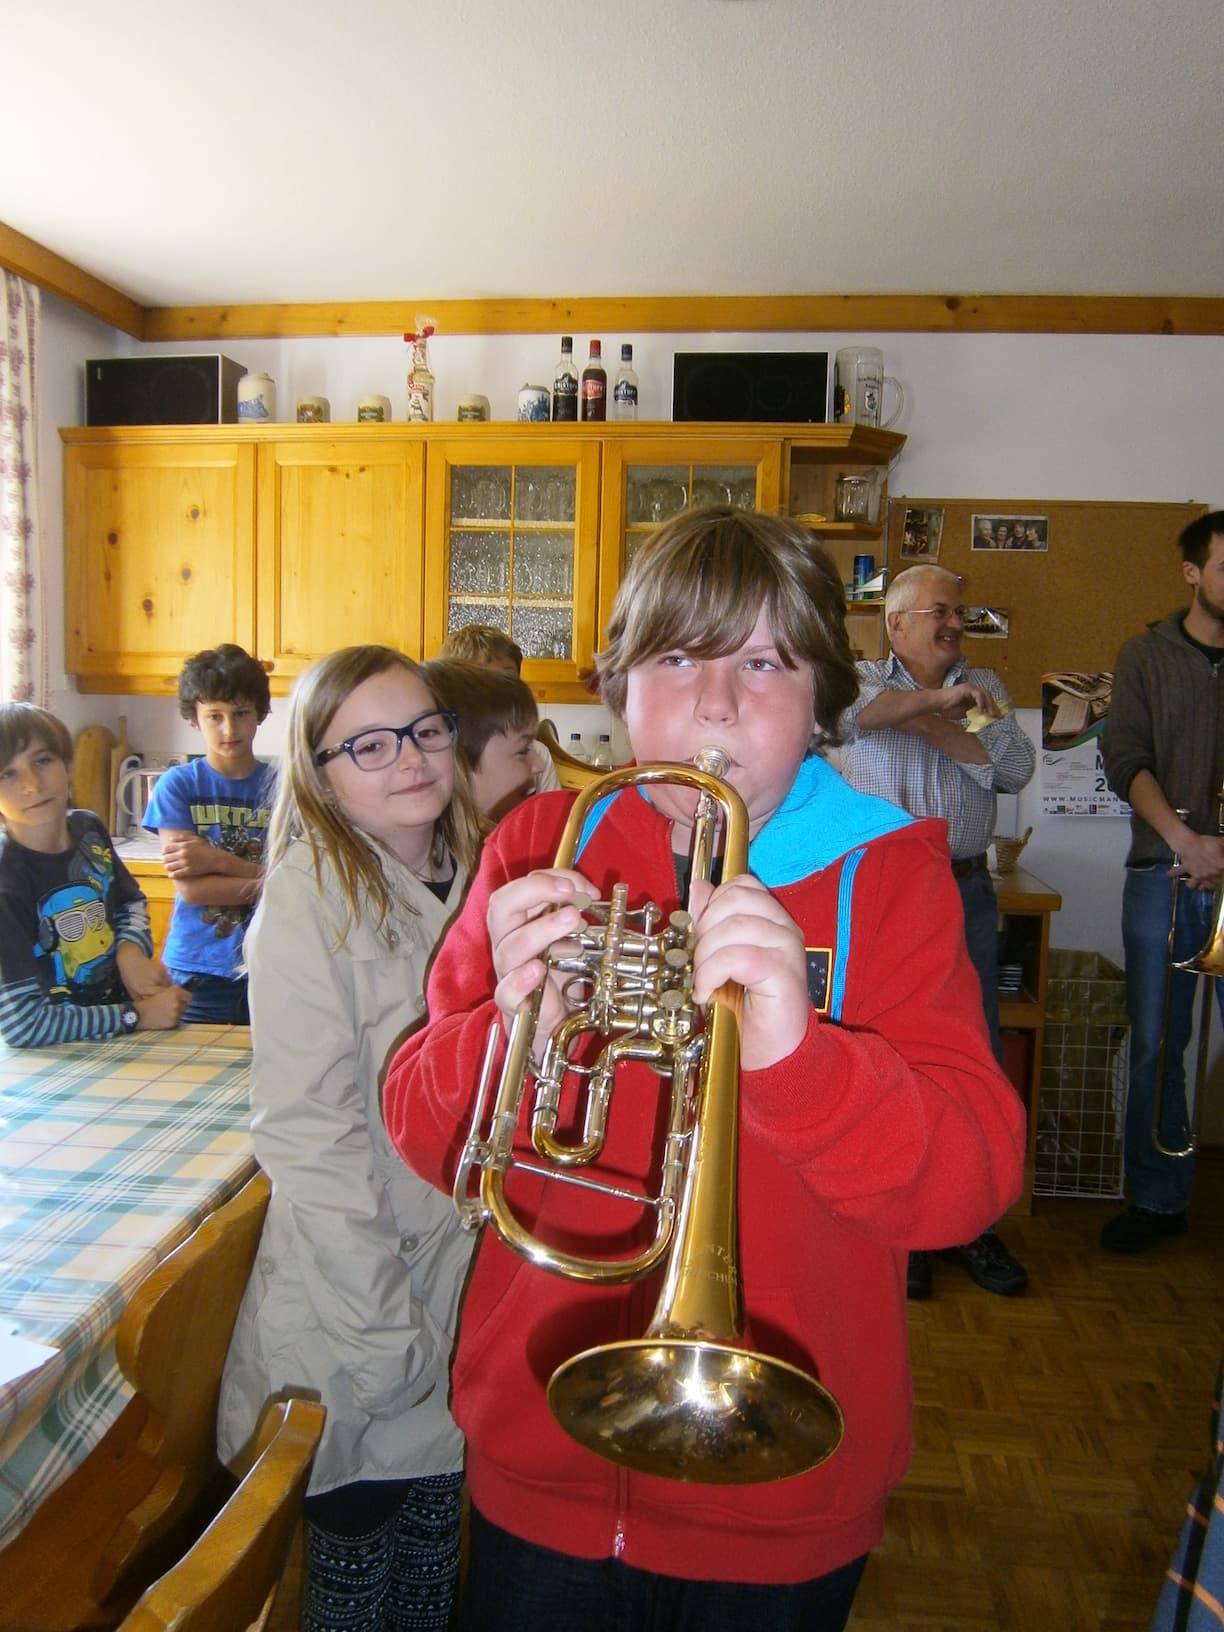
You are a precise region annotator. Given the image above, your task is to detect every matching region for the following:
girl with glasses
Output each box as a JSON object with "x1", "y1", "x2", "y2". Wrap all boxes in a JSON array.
[{"x1": 219, "y1": 646, "x2": 482, "y2": 1632}]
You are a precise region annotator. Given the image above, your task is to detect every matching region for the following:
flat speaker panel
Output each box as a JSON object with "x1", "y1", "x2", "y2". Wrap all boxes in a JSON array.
[
  {"x1": 672, "y1": 352, "x2": 829, "y2": 423},
  {"x1": 84, "y1": 355, "x2": 247, "y2": 426}
]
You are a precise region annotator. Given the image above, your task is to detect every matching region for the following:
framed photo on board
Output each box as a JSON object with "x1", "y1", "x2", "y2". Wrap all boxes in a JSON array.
[
  {"x1": 971, "y1": 514, "x2": 1049, "y2": 551},
  {"x1": 900, "y1": 505, "x2": 944, "y2": 562}
]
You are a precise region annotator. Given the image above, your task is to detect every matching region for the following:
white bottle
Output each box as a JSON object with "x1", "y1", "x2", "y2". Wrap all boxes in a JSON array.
[
  {"x1": 567, "y1": 732, "x2": 587, "y2": 763},
  {"x1": 612, "y1": 344, "x2": 639, "y2": 421},
  {"x1": 591, "y1": 734, "x2": 613, "y2": 769}
]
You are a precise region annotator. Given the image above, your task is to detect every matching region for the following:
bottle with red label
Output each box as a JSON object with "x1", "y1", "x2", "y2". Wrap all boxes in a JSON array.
[{"x1": 580, "y1": 339, "x2": 607, "y2": 422}]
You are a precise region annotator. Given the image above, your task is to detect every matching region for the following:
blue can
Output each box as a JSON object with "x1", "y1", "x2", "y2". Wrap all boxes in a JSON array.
[{"x1": 853, "y1": 554, "x2": 875, "y2": 592}]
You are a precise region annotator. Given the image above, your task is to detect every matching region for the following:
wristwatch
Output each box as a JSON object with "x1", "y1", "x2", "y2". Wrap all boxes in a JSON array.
[{"x1": 120, "y1": 1006, "x2": 139, "y2": 1034}]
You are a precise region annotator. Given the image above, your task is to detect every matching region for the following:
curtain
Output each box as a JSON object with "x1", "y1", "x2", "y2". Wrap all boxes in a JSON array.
[{"x1": 0, "y1": 272, "x2": 43, "y2": 703}]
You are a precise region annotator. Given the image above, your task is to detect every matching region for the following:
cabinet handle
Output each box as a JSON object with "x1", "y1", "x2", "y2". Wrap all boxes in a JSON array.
[{"x1": 260, "y1": 660, "x2": 275, "y2": 673}]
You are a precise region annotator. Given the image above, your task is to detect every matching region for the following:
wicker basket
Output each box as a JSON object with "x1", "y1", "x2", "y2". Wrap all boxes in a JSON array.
[{"x1": 992, "y1": 831, "x2": 1030, "y2": 873}]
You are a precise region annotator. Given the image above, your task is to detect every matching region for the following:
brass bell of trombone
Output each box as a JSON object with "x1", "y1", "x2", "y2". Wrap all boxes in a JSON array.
[{"x1": 454, "y1": 749, "x2": 844, "y2": 1484}]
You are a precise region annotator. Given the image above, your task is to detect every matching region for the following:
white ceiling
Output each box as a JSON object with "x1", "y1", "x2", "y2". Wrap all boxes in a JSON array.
[{"x1": 3, "y1": 0, "x2": 1222, "y2": 311}]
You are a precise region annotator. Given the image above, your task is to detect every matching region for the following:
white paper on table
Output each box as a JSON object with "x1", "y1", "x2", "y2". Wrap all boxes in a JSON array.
[{"x1": 0, "y1": 1330, "x2": 58, "y2": 1387}]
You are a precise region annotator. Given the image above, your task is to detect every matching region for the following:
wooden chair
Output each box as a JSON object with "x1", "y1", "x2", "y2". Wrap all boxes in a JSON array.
[
  {"x1": 0, "y1": 1171, "x2": 271, "y2": 1632},
  {"x1": 115, "y1": 1398, "x2": 323, "y2": 1632}
]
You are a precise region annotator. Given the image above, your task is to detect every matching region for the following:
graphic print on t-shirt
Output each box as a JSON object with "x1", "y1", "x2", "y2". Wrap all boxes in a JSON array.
[{"x1": 188, "y1": 798, "x2": 270, "y2": 940}]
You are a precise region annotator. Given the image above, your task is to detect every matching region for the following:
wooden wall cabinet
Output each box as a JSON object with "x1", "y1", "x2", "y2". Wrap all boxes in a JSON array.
[
  {"x1": 255, "y1": 437, "x2": 427, "y2": 683},
  {"x1": 124, "y1": 858, "x2": 175, "y2": 956},
  {"x1": 64, "y1": 438, "x2": 256, "y2": 690},
  {"x1": 62, "y1": 423, "x2": 904, "y2": 700},
  {"x1": 423, "y1": 436, "x2": 601, "y2": 695}
]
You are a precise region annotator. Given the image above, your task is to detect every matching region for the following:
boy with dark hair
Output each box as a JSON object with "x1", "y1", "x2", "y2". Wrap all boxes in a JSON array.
[
  {"x1": 0, "y1": 703, "x2": 189, "y2": 1045},
  {"x1": 420, "y1": 658, "x2": 542, "y2": 824},
  {"x1": 142, "y1": 644, "x2": 276, "y2": 1023},
  {"x1": 436, "y1": 624, "x2": 562, "y2": 793}
]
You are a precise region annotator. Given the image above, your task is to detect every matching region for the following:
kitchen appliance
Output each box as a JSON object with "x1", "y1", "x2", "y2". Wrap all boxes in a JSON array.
[
  {"x1": 672, "y1": 352, "x2": 829, "y2": 423},
  {"x1": 115, "y1": 758, "x2": 183, "y2": 837},
  {"x1": 85, "y1": 356, "x2": 247, "y2": 426}
]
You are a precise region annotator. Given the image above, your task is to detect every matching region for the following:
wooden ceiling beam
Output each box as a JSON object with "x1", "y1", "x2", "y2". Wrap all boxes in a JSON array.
[
  {"x1": 3, "y1": 224, "x2": 1221, "y2": 340},
  {"x1": 0, "y1": 221, "x2": 144, "y2": 338},
  {"x1": 142, "y1": 292, "x2": 1224, "y2": 341}
]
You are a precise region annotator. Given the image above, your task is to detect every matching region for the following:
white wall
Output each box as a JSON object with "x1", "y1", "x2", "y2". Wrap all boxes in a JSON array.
[{"x1": 39, "y1": 299, "x2": 1224, "y2": 976}]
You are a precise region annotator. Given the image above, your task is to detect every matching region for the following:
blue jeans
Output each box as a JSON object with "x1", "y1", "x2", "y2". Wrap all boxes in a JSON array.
[
  {"x1": 168, "y1": 969, "x2": 250, "y2": 1025},
  {"x1": 957, "y1": 867, "x2": 1002, "y2": 1068},
  {"x1": 459, "y1": 1506, "x2": 867, "y2": 1632},
  {"x1": 1120, "y1": 866, "x2": 1223, "y2": 1214}
]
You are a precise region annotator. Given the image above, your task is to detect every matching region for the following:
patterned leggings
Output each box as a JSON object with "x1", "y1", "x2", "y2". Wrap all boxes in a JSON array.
[{"x1": 302, "y1": 1472, "x2": 463, "y2": 1632}]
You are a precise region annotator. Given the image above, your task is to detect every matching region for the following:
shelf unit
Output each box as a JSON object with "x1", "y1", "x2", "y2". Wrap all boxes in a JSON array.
[{"x1": 994, "y1": 865, "x2": 1063, "y2": 1213}]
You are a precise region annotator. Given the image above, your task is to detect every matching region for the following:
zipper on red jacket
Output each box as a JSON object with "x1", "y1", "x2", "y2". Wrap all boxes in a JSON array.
[{"x1": 610, "y1": 1274, "x2": 651, "y2": 1558}]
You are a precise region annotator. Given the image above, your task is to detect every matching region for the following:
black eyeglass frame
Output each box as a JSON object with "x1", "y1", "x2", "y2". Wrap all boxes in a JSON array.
[{"x1": 314, "y1": 710, "x2": 459, "y2": 770}]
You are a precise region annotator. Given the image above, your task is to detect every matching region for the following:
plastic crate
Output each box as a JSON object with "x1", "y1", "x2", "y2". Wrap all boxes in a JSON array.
[{"x1": 1034, "y1": 950, "x2": 1128, "y2": 1198}]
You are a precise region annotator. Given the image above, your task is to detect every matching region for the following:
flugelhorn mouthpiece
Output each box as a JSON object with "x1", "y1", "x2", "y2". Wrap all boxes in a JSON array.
[{"x1": 694, "y1": 746, "x2": 730, "y2": 778}]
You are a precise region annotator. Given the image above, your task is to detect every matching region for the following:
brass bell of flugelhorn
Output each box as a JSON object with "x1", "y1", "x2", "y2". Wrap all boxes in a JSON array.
[
  {"x1": 1153, "y1": 799, "x2": 1224, "y2": 1158},
  {"x1": 453, "y1": 748, "x2": 844, "y2": 1484}
]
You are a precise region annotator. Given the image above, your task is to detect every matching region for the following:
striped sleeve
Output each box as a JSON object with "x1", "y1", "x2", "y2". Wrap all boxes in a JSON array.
[
  {"x1": 0, "y1": 974, "x2": 125, "y2": 1048},
  {"x1": 114, "y1": 894, "x2": 153, "y2": 955}
]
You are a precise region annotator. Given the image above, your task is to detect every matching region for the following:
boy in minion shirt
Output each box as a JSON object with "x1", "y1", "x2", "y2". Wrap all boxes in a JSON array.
[{"x1": 0, "y1": 704, "x2": 189, "y2": 1046}]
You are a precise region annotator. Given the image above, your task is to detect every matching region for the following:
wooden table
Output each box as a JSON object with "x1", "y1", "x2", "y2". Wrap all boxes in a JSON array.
[
  {"x1": 993, "y1": 866, "x2": 1063, "y2": 1212},
  {"x1": 0, "y1": 1025, "x2": 256, "y2": 1545}
]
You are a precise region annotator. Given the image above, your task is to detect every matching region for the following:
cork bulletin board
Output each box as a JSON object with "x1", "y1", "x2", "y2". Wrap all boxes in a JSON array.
[{"x1": 885, "y1": 497, "x2": 1208, "y2": 706}]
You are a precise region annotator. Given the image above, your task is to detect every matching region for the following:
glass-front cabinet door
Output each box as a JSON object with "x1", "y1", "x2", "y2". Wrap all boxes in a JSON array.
[
  {"x1": 597, "y1": 435, "x2": 782, "y2": 639},
  {"x1": 424, "y1": 437, "x2": 600, "y2": 699}
]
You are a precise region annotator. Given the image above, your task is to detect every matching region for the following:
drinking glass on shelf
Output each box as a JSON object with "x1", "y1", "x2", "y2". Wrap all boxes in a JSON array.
[
  {"x1": 647, "y1": 477, "x2": 688, "y2": 524},
  {"x1": 692, "y1": 476, "x2": 733, "y2": 509}
]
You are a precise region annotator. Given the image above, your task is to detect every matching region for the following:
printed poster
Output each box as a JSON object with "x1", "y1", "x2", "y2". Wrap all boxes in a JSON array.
[{"x1": 1040, "y1": 671, "x2": 1130, "y2": 817}]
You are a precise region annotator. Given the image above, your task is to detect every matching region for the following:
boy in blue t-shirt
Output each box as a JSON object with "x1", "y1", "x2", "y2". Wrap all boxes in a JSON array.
[{"x1": 142, "y1": 644, "x2": 276, "y2": 1024}]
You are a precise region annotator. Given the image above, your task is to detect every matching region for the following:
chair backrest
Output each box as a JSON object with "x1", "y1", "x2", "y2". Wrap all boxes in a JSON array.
[
  {"x1": 105, "y1": 1170, "x2": 272, "y2": 1588},
  {"x1": 116, "y1": 1397, "x2": 324, "y2": 1632},
  {"x1": 0, "y1": 1171, "x2": 272, "y2": 1632}
]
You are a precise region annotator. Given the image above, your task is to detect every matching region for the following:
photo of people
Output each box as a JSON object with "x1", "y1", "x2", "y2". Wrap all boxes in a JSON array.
[
  {"x1": 962, "y1": 605, "x2": 1009, "y2": 638},
  {"x1": 900, "y1": 505, "x2": 944, "y2": 561},
  {"x1": 971, "y1": 514, "x2": 1049, "y2": 551}
]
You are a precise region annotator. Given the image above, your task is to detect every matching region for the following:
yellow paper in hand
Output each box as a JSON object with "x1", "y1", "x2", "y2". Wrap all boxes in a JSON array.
[{"x1": 964, "y1": 700, "x2": 1009, "y2": 734}]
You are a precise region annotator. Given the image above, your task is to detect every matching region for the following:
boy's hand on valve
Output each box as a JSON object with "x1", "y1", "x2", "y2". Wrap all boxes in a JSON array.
[
  {"x1": 487, "y1": 867, "x2": 594, "y2": 1043},
  {"x1": 688, "y1": 874, "x2": 810, "y2": 1070}
]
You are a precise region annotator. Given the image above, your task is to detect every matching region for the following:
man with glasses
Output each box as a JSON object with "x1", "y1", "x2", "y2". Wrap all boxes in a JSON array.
[{"x1": 839, "y1": 564, "x2": 1035, "y2": 1300}]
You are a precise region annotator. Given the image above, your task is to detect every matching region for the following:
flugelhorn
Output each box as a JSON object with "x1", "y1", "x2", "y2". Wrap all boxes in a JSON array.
[
  {"x1": 453, "y1": 748, "x2": 843, "y2": 1484},
  {"x1": 1153, "y1": 791, "x2": 1224, "y2": 1158}
]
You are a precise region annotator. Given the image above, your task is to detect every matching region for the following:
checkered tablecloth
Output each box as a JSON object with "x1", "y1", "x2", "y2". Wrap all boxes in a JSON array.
[{"x1": 0, "y1": 1025, "x2": 256, "y2": 1544}]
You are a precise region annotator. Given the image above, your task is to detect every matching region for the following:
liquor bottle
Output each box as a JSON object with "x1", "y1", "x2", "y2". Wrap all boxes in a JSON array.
[
  {"x1": 567, "y1": 732, "x2": 587, "y2": 762},
  {"x1": 611, "y1": 344, "x2": 639, "y2": 421},
  {"x1": 551, "y1": 336, "x2": 579, "y2": 422},
  {"x1": 405, "y1": 323, "x2": 436, "y2": 422},
  {"x1": 580, "y1": 340, "x2": 607, "y2": 422},
  {"x1": 591, "y1": 734, "x2": 614, "y2": 769}
]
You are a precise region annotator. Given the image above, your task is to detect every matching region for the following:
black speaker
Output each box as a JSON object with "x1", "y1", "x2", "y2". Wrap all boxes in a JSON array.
[
  {"x1": 84, "y1": 355, "x2": 247, "y2": 426},
  {"x1": 672, "y1": 352, "x2": 829, "y2": 424}
]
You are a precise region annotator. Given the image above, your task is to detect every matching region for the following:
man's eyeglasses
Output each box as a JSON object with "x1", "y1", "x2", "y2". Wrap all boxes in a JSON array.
[
  {"x1": 315, "y1": 710, "x2": 459, "y2": 771},
  {"x1": 904, "y1": 604, "x2": 967, "y2": 623}
]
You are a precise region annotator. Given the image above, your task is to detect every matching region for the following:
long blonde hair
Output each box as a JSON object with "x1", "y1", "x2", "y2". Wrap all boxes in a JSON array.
[{"x1": 265, "y1": 646, "x2": 481, "y2": 944}]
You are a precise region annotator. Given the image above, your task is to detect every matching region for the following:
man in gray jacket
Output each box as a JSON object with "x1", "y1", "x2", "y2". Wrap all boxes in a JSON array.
[{"x1": 1100, "y1": 509, "x2": 1224, "y2": 1253}]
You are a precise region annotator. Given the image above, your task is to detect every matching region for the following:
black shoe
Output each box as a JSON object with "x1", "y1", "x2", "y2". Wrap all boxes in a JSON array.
[
  {"x1": 1100, "y1": 1205, "x2": 1188, "y2": 1255},
  {"x1": 906, "y1": 1250, "x2": 933, "y2": 1300},
  {"x1": 939, "y1": 1231, "x2": 1027, "y2": 1296}
]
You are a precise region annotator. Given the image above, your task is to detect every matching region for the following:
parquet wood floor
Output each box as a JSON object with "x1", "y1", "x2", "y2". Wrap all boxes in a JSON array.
[
  {"x1": 848, "y1": 1154, "x2": 1224, "y2": 1632},
  {"x1": 268, "y1": 1157, "x2": 1224, "y2": 1632}
]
